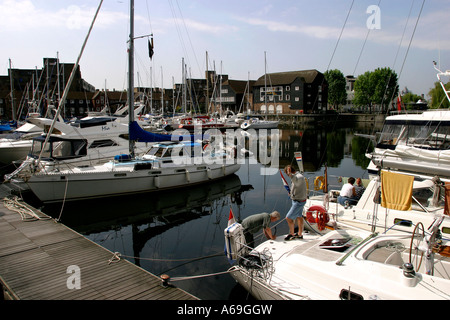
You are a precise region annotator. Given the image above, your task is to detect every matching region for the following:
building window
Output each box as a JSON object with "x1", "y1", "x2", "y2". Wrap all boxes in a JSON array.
[
  {"x1": 286, "y1": 94, "x2": 290, "y2": 100},
  {"x1": 295, "y1": 97, "x2": 300, "y2": 102},
  {"x1": 295, "y1": 86, "x2": 300, "y2": 91},
  {"x1": 286, "y1": 86, "x2": 290, "y2": 91},
  {"x1": 268, "y1": 105, "x2": 275, "y2": 114},
  {"x1": 276, "y1": 105, "x2": 283, "y2": 113},
  {"x1": 260, "y1": 105, "x2": 267, "y2": 113}
]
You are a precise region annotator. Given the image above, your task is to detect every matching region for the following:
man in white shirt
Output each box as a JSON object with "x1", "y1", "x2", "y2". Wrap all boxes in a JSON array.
[{"x1": 338, "y1": 177, "x2": 358, "y2": 208}]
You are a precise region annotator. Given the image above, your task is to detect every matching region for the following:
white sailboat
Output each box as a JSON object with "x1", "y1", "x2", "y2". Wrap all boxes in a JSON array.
[
  {"x1": 225, "y1": 217, "x2": 450, "y2": 300},
  {"x1": 13, "y1": 0, "x2": 240, "y2": 204}
]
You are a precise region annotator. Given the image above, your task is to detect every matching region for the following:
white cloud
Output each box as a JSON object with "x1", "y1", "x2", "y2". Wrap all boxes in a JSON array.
[{"x1": 0, "y1": 0, "x2": 128, "y2": 31}]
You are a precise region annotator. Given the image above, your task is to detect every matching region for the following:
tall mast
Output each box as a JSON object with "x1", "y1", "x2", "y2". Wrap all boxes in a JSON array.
[
  {"x1": 8, "y1": 59, "x2": 16, "y2": 121},
  {"x1": 128, "y1": 0, "x2": 135, "y2": 157}
]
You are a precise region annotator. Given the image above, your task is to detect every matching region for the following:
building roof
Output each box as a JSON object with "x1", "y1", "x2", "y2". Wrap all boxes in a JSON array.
[
  {"x1": 223, "y1": 79, "x2": 255, "y2": 94},
  {"x1": 254, "y1": 69, "x2": 320, "y2": 86}
]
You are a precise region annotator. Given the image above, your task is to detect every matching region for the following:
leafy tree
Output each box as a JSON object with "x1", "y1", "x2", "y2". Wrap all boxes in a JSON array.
[
  {"x1": 428, "y1": 81, "x2": 450, "y2": 109},
  {"x1": 354, "y1": 67, "x2": 399, "y2": 112},
  {"x1": 401, "y1": 92, "x2": 425, "y2": 110},
  {"x1": 324, "y1": 69, "x2": 347, "y2": 109}
]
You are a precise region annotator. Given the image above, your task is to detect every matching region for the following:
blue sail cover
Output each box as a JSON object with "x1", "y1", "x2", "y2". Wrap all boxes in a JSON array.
[{"x1": 129, "y1": 121, "x2": 196, "y2": 142}]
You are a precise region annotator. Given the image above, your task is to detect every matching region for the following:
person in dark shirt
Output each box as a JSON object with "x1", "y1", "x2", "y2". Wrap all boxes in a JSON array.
[{"x1": 241, "y1": 211, "x2": 280, "y2": 248}]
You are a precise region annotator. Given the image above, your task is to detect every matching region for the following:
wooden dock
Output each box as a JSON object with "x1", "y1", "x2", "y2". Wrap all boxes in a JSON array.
[{"x1": 0, "y1": 192, "x2": 198, "y2": 300}]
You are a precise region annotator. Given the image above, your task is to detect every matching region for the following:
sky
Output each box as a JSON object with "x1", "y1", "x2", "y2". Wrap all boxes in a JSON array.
[{"x1": 1, "y1": 0, "x2": 449, "y2": 97}]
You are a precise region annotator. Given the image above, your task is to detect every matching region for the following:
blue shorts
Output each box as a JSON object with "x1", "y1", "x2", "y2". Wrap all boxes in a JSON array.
[{"x1": 286, "y1": 200, "x2": 306, "y2": 220}]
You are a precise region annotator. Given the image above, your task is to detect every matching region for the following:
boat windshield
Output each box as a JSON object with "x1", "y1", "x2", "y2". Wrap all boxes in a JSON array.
[
  {"x1": 30, "y1": 138, "x2": 88, "y2": 160},
  {"x1": 377, "y1": 120, "x2": 450, "y2": 151}
]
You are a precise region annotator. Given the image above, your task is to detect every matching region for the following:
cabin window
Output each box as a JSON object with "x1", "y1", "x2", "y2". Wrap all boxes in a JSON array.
[
  {"x1": 378, "y1": 120, "x2": 450, "y2": 151},
  {"x1": 393, "y1": 218, "x2": 412, "y2": 227},
  {"x1": 339, "y1": 289, "x2": 363, "y2": 300},
  {"x1": 31, "y1": 139, "x2": 87, "y2": 160},
  {"x1": 89, "y1": 139, "x2": 119, "y2": 149}
]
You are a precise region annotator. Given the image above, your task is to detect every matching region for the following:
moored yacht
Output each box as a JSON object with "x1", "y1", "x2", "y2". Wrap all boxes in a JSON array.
[{"x1": 225, "y1": 217, "x2": 450, "y2": 299}]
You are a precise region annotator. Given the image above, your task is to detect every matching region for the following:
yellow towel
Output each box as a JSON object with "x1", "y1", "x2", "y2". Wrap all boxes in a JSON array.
[{"x1": 381, "y1": 171, "x2": 414, "y2": 211}]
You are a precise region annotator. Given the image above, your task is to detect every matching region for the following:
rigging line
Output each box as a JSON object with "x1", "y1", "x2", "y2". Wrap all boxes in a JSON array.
[
  {"x1": 377, "y1": 0, "x2": 415, "y2": 121},
  {"x1": 175, "y1": 0, "x2": 202, "y2": 78},
  {"x1": 168, "y1": 0, "x2": 188, "y2": 63},
  {"x1": 353, "y1": 0, "x2": 382, "y2": 76},
  {"x1": 327, "y1": 0, "x2": 355, "y2": 71},
  {"x1": 398, "y1": 0, "x2": 425, "y2": 85},
  {"x1": 145, "y1": 0, "x2": 154, "y2": 34}
]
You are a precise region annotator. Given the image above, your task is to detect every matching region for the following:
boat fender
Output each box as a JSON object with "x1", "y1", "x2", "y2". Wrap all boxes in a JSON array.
[
  {"x1": 154, "y1": 176, "x2": 160, "y2": 188},
  {"x1": 186, "y1": 170, "x2": 190, "y2": 182},
  {"x1": 207, "y1": 168, "x2": 212, "y2": 179},
  {"x1": 306, "y1": 205, "x2": 329, "y2": 231},
  {"x1": 314, "y1": 176, "x2": 325, "y2": 191}
]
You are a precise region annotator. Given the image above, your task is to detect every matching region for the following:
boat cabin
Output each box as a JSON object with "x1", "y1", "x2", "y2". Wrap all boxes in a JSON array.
[
  {"x1": 377, "y1": 112, "x2": 450, "y2": 151},
  {"x1": 29, "y1": 136, "x2": 88, "y2": 161}
]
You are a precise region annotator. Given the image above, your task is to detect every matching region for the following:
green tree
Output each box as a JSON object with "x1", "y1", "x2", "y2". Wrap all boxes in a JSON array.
[
  {"x1": 354, "y1": 67, "x2": 399, "y2": 113},
  {"x1": 324, "y1": 69, "x2": 347, "y2": 109},
  {"x1": 428, "y1": 81, "x2": 450, "y2": 109},
  {"x1": 401, "y1": 92, "x2": 424, "y2": 110}
]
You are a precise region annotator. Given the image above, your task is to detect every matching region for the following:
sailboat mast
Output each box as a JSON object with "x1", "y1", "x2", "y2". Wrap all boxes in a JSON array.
[
  {"x1": 9, "y1": 59, "x2": 16, "y2": 121},
  {"x1": 128, "y1": 0, "x2": 135, "y2": 157}
]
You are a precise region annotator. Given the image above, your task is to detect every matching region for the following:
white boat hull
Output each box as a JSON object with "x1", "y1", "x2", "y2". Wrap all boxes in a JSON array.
[
  {"x1": 229, "y1": 230, "x2": 450, "y2": 300},
  {"x1": 0, "y1": 141, "x2": 33, "y2": 164},
  {"x1": 27, "y1": 163, "x2": 241, "y2": 203}
]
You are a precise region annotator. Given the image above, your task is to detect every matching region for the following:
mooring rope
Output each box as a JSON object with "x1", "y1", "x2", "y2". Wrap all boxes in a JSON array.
[{"x1": 3, "y1": 195, "x2": 51, "y2": 221}]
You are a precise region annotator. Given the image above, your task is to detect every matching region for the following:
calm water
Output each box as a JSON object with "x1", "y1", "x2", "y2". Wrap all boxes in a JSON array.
[{"x1": 25, "y1": 124, "x2": 377, "y2": 300}]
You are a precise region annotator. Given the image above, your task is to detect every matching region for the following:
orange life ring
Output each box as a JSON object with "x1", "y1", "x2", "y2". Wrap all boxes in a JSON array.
[{"x1": 306, "y1": 205, "x2": 329, "y2": 231}]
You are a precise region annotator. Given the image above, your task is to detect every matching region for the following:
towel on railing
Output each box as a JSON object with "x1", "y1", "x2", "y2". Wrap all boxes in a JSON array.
[{"x1": 381, "y1": 171, "x2": 414, "y2": 211}]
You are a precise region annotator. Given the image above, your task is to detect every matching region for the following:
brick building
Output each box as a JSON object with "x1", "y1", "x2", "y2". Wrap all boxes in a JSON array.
[{"x1": 252, "y1": 69, "x2": 328, "y2": 115}]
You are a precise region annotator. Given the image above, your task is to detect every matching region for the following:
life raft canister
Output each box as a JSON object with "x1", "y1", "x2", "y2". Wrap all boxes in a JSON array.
[{"x1": 306, "y1": 205, "x2": 329, "y2": 231}]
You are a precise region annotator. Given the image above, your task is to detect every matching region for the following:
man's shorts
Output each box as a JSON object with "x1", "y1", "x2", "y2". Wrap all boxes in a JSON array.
[{"x1": 286, "y1": 200, "x2": 306, "y2": 220}]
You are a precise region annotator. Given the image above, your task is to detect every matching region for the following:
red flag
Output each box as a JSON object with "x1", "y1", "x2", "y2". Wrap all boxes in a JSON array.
[
  {"x1": 397, "y1": 95, "x2": 402, "y2": 111},
  {"x1": 228, "y1": 207, "x2": 235, "y2": 226}
]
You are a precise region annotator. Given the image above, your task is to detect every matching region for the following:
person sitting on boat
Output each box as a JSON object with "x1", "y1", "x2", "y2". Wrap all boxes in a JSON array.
[
  {"x1": 284, "y1": 164, "x2": 308, "y2": 241},
  {"x1": 338, "y1": 177, "x2": 358, "y2": 208},
  {"x1": 241, "y1": 211, "x2": 280, "y2": 248},
  {"x1": 354, "y1": 177, "x2": 365, "y2": 200}
]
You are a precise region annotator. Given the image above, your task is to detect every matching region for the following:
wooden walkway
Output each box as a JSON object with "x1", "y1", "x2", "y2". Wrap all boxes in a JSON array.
[{"x1": 0, "y1": 192, "x2": 198, "y2": 300}]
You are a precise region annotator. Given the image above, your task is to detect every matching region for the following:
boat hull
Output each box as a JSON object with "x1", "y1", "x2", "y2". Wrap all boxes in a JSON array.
[
  {"x1": 27, "y1": 163, "x2": 241, "y2": 203},
  {"x1": 0, "y1": 141, "x2": 33, "y2": 164}
]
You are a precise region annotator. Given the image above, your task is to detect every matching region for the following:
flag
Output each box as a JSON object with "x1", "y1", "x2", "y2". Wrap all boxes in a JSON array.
[
  {"x1": 397, "y1": 95, "x2": 402, "y2": 111},
  {"x1": 228, "y1": 207, "x2": 235, "y2": 227},
  {"x1": 148, "y1": 38, "x2": 154, "y2": 60},
  {"x1": 280, "y1": 170, "x2": 291, "y2": 194}
]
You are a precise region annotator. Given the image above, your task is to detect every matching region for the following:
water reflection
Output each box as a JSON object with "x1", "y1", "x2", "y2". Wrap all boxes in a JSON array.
[{"x1": 13, "y1": 124, "x2": 378, "y2": 300}]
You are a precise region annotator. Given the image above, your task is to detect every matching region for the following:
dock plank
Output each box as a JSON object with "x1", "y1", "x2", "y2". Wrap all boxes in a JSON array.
[{"x1": 0, "y1": 195, "x2": 198, "y2": 300}]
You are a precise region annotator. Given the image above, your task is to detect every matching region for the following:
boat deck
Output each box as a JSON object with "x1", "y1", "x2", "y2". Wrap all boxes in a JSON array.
[{"x1": 0, "y1": 187, "x2": 198, "y2": 300}]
